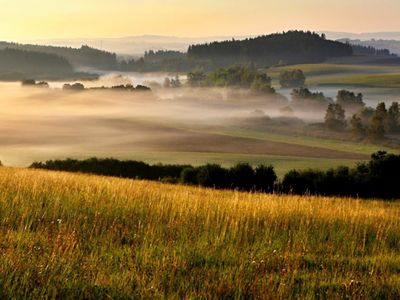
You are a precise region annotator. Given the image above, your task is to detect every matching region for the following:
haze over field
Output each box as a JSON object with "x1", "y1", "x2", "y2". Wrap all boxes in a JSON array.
[{"x1": 0, "y1": 79, "x2": 359, "y2": 166}]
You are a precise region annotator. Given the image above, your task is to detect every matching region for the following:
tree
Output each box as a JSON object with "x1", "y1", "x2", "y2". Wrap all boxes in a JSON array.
[
  {"x1": 350, "y1": 114, "x2": 365, "y2": 138},
  {"x1": 251, "y1": 73, "x2": 274, "y2": 93},
  {"x1": 196, "y1": 164, "x2": 228, "y2": 188},
  {"x1": 336, "y1": 90, "x2": 365, "y2": 111},
  {"x1": 367, "y1": 103, "x2": 386, "y2": 140},
  {"x1": 324, "y1": 103, "x2": 346, "y2": 130},
  {"x1": 163, "y1": 77, "x2": 171, "y2": 88},
  {"x1": 254, "y1": 165, "x2": 277, "y2": 192},
  {"x1": 387, "y1": 102, "x2": 400, "y2": 132},
  {"x1": 291, "y1": 88, "x2": 331, "y2": 110},
  {"x1": 360, "y1": 106, "x2": 375, "y2": 125},
  {"x1": 180, "y1": 167, "x2": 198, "y2": 185},
  {"x1": 21, "y1": 79, "x2": 36, "y2": 86},
  {"x1": 187, "y1": 70, "x2": 207, "y2": 87},
  {"x1": 229, "y1": 163, "x2": 255, "y2": 191},
  {"x1": 279, "y1": 69, "x2": 306, "y2": 88},
  {"x1": 63, "y1": 83, "x2": 85, "y2": 91},
  {"x1": 170, "y1": 75, "x2": 182, "y2": 88}
]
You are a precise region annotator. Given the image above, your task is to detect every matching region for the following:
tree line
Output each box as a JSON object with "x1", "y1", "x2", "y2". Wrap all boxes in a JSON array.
[
  {"x1": 285, "y1": 84, "x2": 400, "y2": 140},
  {"x1": 30, "y1": 152, "x2": 400, "y2": 199},
  {"x1": 322, "y1": 90, "x2": 400, "y2": 139},
  {"x1": 62, "y1": 83, "x2": 151, "y2": 92}
]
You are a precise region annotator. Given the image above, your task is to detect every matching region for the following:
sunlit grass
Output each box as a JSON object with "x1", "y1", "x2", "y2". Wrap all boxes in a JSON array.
[
  {"x1": 308, "y1": 73, "x2": 400, "y2": 88},
  {"x1": 269, "y1": 63, "x2": 400, "y2": 89},
  {"x1": 196, "y1": 126, "x2": 400, "y2": 155},
  {"x1": 0, "y1": 167, "x2": 399, "y2": 298},
  {"x1": 269, "y1": 63, "x2": 400, "y2": 77}
]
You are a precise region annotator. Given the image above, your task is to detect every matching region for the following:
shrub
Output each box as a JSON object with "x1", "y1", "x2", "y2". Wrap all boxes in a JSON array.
[
  {"x1": 229, "y1": 163, "x2": 255, "y2": 191},
  {"x1": 279, "y1": 69, "x2": 306, "y2": 88},
  {"x1": 254, "y1": 165, "x2": 277, "y2": 192},
  {"x1": 196, "y1": 164, "x2": 229, "y2": 189},
  {"x1": 180, "y1": 167, "x2": 199, "y2": 185}
]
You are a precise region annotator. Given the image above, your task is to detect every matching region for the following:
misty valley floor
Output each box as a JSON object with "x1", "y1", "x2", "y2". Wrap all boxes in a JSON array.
[{"x1": 0, "y1": 82, "x2": 392, "y2": 172}]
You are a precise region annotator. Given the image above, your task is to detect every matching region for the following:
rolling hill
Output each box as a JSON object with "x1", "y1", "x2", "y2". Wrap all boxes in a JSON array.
[
  {"x1": 188, "y1": 31, "x2": 353, "y2": 68},
  {"x1": 0, "y1": 167, "x2": 399, "y2": 298}
]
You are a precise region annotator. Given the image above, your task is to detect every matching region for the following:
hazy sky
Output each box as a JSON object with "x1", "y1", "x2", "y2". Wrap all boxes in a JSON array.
[{"x1": 1, "y1": 0, "x2": 399, "y2": 40}]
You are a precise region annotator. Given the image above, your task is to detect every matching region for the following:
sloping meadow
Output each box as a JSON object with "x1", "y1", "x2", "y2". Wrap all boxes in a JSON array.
[{"x1": 0, "y1": 167, "x2": 399, "y2": 298}]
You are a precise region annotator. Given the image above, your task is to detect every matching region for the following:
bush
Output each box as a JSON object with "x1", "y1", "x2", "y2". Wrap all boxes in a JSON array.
[
  {"x1": 279, "y1": 69, "x2": 306, "y2": 88},
  {"x1": 180, "y1": 167, "x2": 199, "y2": 185},
  {"x1": 196, "y1": 164, "x2": 229, "y2": 189},
  {"x1": 254, "y1": 165, "x2": 277, "y2": 192},
  {"x1": 282, "y1": 152, "x2": 400, "y2": 199},
  {"x1": 229, "y1": 163, "x2": 255, "y2": 191}
]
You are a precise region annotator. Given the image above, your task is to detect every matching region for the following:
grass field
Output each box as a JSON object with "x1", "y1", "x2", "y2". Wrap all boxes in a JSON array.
[
  {"x1": 307, "y1": 73, "x2": 400, "y2": 88},
  {"x1": 0, "y1": 167, "x2": 399, "y2": 298},
  {"x1": 269, "y1": 63, "x2": 400, "y2": 89},
  {"x1": 185, "y1": 125, "x2": 399, "y2": 156},
  {"x1": 269, "y1": 63, "x2": 400, "y2": 78}
]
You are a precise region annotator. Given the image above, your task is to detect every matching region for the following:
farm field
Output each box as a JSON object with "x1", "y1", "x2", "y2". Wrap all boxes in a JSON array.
[
  {"x1": 0, "y1": 167, "x2": 399, "y2": 298},
  {"x1": 0, "y1": 116, "x2": 374, "y2": 177},
  {"x1": 270, "y1": 63, "x2": 400, "y2": 89}
]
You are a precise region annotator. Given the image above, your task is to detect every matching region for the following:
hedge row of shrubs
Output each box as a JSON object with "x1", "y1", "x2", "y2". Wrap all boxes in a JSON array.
[
  {"x1": 282, "y1": 151, "x2": 400, "y2": 199},
  {"x1": 30, "y1": 158, "x2": 276, "y2": 193},
  {"x1": 30, "y1": 151, "x2": 400, "y2": 199}
]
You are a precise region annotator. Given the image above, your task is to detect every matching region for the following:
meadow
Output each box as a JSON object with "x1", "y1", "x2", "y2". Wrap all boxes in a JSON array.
[
  {"x1": 0, "y1": 167, "x2": 399, "y2": 299},
  {"x1": 269, "y1": 63, "x2": 400, "y2": 90}
]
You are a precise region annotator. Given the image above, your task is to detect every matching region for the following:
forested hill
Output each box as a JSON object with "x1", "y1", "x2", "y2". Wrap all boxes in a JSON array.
[
  {"x1": 0, "y1": 48, "x2": 73, "y2": 75},
  {"x1": 0, "y1": 42, "x2": 118, "y2": 70},
  {"x1": 187, "y1": 31, "x2": 353, "y2": 67}
]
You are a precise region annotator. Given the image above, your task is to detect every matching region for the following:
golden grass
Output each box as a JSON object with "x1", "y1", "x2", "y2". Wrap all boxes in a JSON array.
[{"x1": 0, "y1": 167, "x2": 399, "y2": 298}]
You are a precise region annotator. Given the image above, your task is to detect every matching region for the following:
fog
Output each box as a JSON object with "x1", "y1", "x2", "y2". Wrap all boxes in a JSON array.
[
  {"x1": 0, "y1": 76, "x2": 293, "y2": 166},
  {"x1": 1, "y1": 73, "x2": 398, "y2": 167}
]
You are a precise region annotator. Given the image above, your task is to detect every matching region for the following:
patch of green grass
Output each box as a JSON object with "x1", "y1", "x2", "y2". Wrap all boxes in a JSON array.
[
  {"x1": 268, "y1": 63, "x2": 400, "y2": 78},
  {"x1": 210, "y1": 127, "x2": 400, "y2": 155},
  {"x1": 308, "y1": 73, "x2": 400, "y2": 88},
  {"x1": 268, "y1": 63, "x2": 400, "y2": 89}
]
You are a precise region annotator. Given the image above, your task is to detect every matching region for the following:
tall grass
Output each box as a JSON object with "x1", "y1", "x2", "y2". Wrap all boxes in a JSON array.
[{"x1": 0, "y1": 167, "x2": 399, "y2": 298}]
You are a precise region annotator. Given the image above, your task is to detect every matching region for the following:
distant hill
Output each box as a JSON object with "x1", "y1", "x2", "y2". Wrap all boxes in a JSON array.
[
  {"x1": 23, "y1": 32, "x2": 400, "y2": 56},
  {"x1": 337, "y1": 38, "x2": 400, "y2": 56},
  {"x1": 23, "y1": 35, "x2": 254, "y2": 56},
  {"x1": 188, "y1": 31, "x2": 353, "y2": 68},
  {"x1": 321, "y1": 31, "x2": 400, "y2": 41},
  {"x1": 0, "y1": 42, "x2": 118, "y2": 70}
]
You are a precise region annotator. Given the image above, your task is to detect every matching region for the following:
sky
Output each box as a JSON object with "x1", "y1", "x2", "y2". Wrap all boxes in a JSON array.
[{"x1": 0, "y1": 0, "x2": 399, "y2": 40}]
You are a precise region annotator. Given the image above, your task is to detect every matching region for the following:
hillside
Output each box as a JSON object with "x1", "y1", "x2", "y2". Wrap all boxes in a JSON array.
[
  {"x1": 0, "y1": 167, "x2": 399, "y2": 298},
  {"x1": 188, "y1": 31, "x2": 353, "y2": 68},
  {"x1": 338, "y1": 38, "x2": 400, "y2": 56},
  {"x1": 0, "y1": 48, "x2": 77, "y2": 80},
  {"x1": 0, "y1": 42, "x2": 118, "y2": 69}
]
